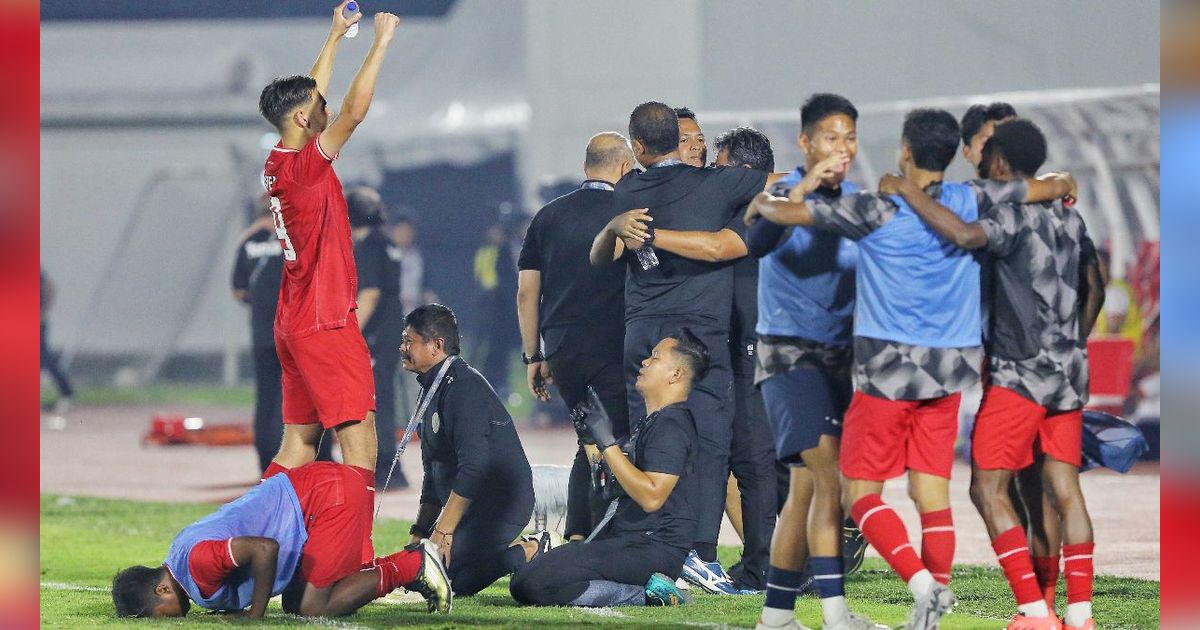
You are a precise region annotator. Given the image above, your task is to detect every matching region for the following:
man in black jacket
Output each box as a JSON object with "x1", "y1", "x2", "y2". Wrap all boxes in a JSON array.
[
  {"x1": 590, "y1": 101, "x2": 766, "y2": 593},
  {"x1": 517, "y1": 131, "x2": 636, "y2": 541},
  {"x1": 401, "y1": 304, "x2": 539, "y2": 596}
]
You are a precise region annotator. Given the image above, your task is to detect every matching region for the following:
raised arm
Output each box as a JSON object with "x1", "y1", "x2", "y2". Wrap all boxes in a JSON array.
[
  {"x1": 880, "y1": 173, "x2": 988, "y2": 250},
  {"x1": 319, "y1": 12, "x2": 401, "y2": 157},
  {"x1": 229, "y1": 536, "x2": 280, "y2": 619},
  {"x1": 310, "y1": 1, "x2": 361, "y2": 96},
  {"x1": 652, "y1": 228, "x2": 747, "y2": 262}
]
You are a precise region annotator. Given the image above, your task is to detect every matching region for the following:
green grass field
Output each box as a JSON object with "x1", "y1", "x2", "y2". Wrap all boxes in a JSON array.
[{"x1": 40, "y1": 495, "x2": 1159, "y2": 629}]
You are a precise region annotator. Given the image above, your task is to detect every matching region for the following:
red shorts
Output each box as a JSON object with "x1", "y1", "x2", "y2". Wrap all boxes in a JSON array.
[
  {"x1": 972, "y1": 385, "x2": 1083, "y2": 469},
  {"x1": 276, "y1": 313, "x2": 375, "y2": 429},
  {"x1": 840, "y1": 391, "x2": 960, "y2": 481},
  {"x1": 286, "y1": 463, "x2": 375, "y2": 589}
]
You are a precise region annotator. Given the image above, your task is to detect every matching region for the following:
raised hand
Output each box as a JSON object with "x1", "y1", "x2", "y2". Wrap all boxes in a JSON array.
[
  {"x1": 331, "y1": 0, "x2": 362, "y2": 36},
  {"x1": 878, "y1": 172, "x2": 907, "y2": 196},
  {"x1": 571, "y1": 387, "x2": 617, "y2": 450},
  {"x1": 789, "y1": 152, "x2": 849, "y2": 201},
  {"x1": 374, "y1": 11, "x2": 401, "y2": 43}
]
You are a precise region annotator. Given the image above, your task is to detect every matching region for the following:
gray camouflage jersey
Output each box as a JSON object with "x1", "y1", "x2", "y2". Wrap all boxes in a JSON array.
[{"x1": 978, "y1": 198, "x2": 1096, "y2": 410}]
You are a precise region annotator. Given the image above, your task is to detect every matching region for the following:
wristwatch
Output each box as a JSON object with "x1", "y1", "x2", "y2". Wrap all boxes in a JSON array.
[{"x1": 522, "y1": 350, "x2": 546, "y2": 365}]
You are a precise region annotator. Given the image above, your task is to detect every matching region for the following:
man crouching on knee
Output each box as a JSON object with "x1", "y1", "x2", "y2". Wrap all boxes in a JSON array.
[{"x1": 509, "y1": 329, "x2": 707, "y2": 607}]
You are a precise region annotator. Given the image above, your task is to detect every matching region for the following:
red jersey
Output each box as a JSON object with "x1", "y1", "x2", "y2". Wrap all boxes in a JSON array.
[{"x1": 262, "y1": 135, "x2": 358, "y2": 338}]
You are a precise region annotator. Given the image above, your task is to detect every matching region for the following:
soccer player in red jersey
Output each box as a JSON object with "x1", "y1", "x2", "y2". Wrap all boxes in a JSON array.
[
  {"x1": 256, "y1": 4, "x2": 401, "y2": 480},
  {"x1": 111, "y1": 463, "x2": 451, "y2": 619}
]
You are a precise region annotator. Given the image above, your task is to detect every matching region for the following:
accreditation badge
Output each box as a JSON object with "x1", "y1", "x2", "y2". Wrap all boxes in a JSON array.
[{"x1": 431, "y1": 411, "x2": 441, "y2": 434}]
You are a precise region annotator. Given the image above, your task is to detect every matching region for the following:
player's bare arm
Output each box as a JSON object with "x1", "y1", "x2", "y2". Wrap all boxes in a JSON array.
[
  {"x1": 229, "y1": 536, "x2": 280, "y2": 618},
  {"x1": 589, "y1": 209, "x2": 650, "y2": 265},
  {"x1": 880, "y1": 173, "x2": 988, "y2": 250},
  {"x1": 320, "y1": 12, "x2": 401, "y2": 157},
  {"x1": 310, "y1": 1, "x2": 362, "y2": 96},
  {"x1": 431, "y1": 491, "x2": 473, "y2": 568},
  {"x1": 517, "y1": 270, "x2": 554, "y2": 402},
  {"x1": 599, "y1": 445, "x2": 680, "y2": 513},
  {"x1": 1025, "y1": 171, "x2": 1077, "y2": 203},
  {"x1": 356, "y1": 287, "x2": 381, "y2": 329},
  {"x1": 1080, "y1": 258, "x2": 1105, "y2": 337},
  {"x1": 744, "y1": 153, "x2": 845, "y2": 226},
  {"x1": 652, "y1": 228, "x2": 748, "y2": 262}
]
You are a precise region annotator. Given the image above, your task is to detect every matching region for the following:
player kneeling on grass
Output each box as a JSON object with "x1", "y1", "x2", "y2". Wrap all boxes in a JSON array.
[
  {"x1": 509, "y1": 331, "x2": 706, "y2": 608},
  {"x1": 111, "y1": 462, "x2": 451, "y2": 619}
]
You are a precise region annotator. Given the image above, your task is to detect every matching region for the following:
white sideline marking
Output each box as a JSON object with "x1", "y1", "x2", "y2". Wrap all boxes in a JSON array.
[
  {"x1": 41, "y1": 581, "x2": 108, "y2": 592},
  {"x1": 40, "y1": 582, "x2": 370, "y2": 630},
  {"x1": 576, "y1": 606, "x2": 627, "y2": 617}
]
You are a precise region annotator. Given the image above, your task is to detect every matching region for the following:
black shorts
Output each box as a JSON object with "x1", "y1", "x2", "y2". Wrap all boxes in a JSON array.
[{"x1": 760, "y1": 365, "x2": 851, "y2": 465}]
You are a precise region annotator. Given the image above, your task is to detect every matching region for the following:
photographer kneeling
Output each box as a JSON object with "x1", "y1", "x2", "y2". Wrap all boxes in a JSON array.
[{"x1": 509, "y1": 330, "x2": 706, "y2": 607}]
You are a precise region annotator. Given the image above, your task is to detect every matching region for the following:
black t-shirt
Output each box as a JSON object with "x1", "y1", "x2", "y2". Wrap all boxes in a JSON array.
[
  {"x1": 416, "y1": 358, "x2": 534, "y2": 522},
  {"x1": 230, "y1": 227, "x2": 284, "y2": 347},
  {"x1": 612, "y1": 164, "x2": 767, "y2": 327},
  {"x1": 353, "y1": 227, "x2": 401, "y2": 345},
  {"x1": 517, "y1": 183, "x2": 626, "y2": 358},
  {"x1": 605, "y1": 402, "x2": 698, "y2": 549}
]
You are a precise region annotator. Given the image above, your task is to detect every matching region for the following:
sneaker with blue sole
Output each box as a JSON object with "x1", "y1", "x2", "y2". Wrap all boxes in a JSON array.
[
  {"x1": 680, "y1": 549, "x2": 739, "y2": 595},
  {"x1": 645, "y1": 572, "x2": 691, "y2": 606}
]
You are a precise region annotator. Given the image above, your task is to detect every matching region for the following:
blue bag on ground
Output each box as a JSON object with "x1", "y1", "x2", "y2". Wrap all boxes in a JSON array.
[{"x1": 1080, "y1": 410, "x2": 1149, "y2": 473}]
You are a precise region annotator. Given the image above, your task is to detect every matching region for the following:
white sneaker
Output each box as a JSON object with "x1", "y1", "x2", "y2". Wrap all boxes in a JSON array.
[
  {"x1": 756, "y1": 617, "x2": 814, "y2": 630},
  {"x1": 823, "y1": 612, "x2": 889, "y2": 630},
  {"x1": 905, "y1": 582, "x2": 956, "y2": 630}
]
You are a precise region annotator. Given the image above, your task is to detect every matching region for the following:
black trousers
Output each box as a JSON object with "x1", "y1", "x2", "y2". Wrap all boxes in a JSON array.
[
  {"x1": 369, "y1": 340, "x2": 404, "y2": 488},
  {"x1": 510, "y1": 533, "x2": 687, "y2": 606},
  {"x1": 449, "y1": 495, "x2": 534, "y2": 596},
  {"x1": 40, "y1": 323, "x2": 74, "y2": 399},
  {"x1": 547, "y1": 344, "x2": 629, "y2": 539},
  {"x1": 252, "y1": 344, "x2": 284, "y2": 473},
  {"x1": 624, "y1": 319, "x2": 732, "y2": 548},
  {"x1": 726, "y1": 350, "x2": 778, "y2": 591}
]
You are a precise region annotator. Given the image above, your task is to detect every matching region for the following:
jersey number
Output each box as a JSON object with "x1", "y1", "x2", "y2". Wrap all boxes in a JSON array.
[{"x1": 268, "y1": 197, "x2": 297, "y2": 261}]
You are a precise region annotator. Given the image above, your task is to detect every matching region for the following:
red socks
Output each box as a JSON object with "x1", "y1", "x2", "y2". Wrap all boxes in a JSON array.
[
  {"x1": 370, "y1": 550, "x2": 422, "y2": 598},
  {"x1": 262, "y1": 461, "x2": 289, "y2": 481},
  {"x1": 920, "y1": 508, "x2": 955, "y2": 584},
  {"x1": 992, "y1": 526, "x2": 1043, "y2": 606},
  {"x1": 851, "y1": 494, "x2": 925, "y2": 582},
  {"x1": 1062, "y1": 542, "x2": 1094, "y2": 605},
  {"x1": 1033, "y1": 555, "x2": 1060, "y2": 605}
]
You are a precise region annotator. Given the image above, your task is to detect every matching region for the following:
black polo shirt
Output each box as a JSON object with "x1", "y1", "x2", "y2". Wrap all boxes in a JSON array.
[
  {"x1": 353, "y1": 227, "x2": 401, "y2": 346},
  {"x1": 604, "y1": 402, "x2": 699, "y2": 550},
  {"x1": 416, "y1": 357, "x2": 533, "y2": 521},
  {"x1": 517, "y1": 181, "x2": 626, "y2": 358},
  {"x1": 231, "y1": 227, "x2": 283, "y2": 348},
  {"x1": 612, "y1": 164, "x2": 766, "y2": 327}
]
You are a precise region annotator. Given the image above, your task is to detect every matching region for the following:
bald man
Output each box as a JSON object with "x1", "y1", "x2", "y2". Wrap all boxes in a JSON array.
[{"x1": 517, "y1": 132, "x2": 638, "y2": 540}]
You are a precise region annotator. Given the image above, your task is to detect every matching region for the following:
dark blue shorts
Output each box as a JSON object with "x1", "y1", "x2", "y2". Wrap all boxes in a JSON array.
[{"x1": 760, "y1": 366, "x2": 851, "y2": 466}]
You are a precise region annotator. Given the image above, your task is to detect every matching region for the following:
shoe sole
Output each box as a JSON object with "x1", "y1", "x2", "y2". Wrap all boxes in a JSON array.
[
  {"x1": 680, "y1": 566, "x2": 737, "y2": 595},
  {"x1": 419, "y1": 541, "x2": 454, "y2": 614}
]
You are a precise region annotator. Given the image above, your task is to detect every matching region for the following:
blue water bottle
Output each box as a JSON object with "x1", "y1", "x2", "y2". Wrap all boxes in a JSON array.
[{"x1": 344, "y1": 1, "x2": 360, "y2": 39}]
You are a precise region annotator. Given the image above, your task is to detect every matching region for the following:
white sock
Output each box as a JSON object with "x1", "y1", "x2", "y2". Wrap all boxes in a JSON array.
[
  {"x1": 1064, "y1": 601, "x2": 1093, "y2": 626},
  {"x1": 1017, "y1": 600, "x2": 1050, "y2": 618},
  {"x1": 906, "y1": 570, "x2": 936, "y2": 600},
  {"x1": 820, "y1": 595, "x2": 850, "y2": 625},
  {"x1": 760, "y1": 606, "x2": 795, "y2": 626}
]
